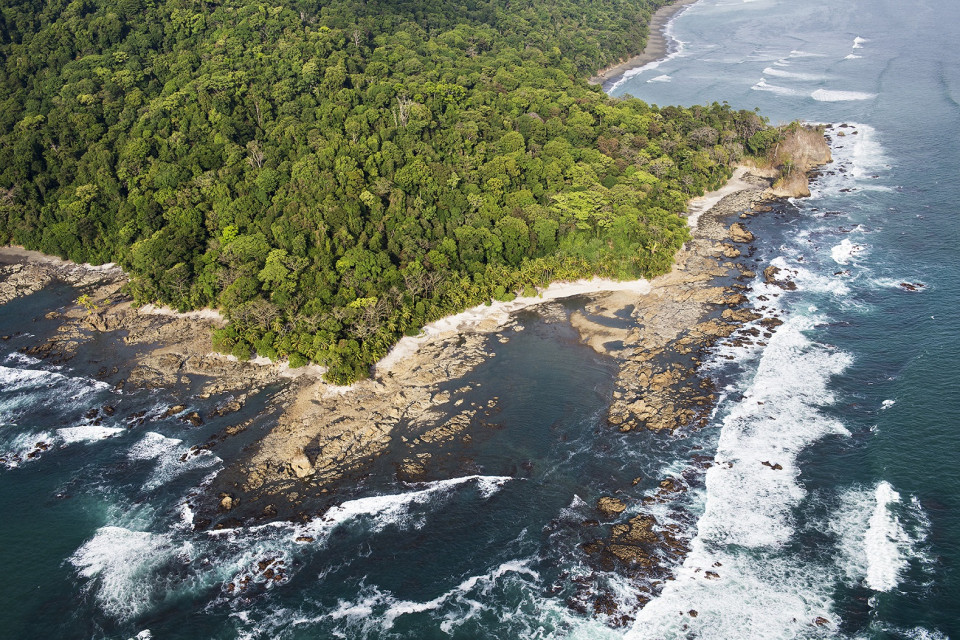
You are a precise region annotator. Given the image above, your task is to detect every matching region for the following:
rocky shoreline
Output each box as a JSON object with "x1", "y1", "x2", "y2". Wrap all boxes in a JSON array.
[
  {"x1": 198, "y1": 164, "x2": 816, "y2": 526},
  {"x1": 561, "y1": 147, "x2": 831, "y2": 624},
  {"x1": 0, "y1": 128, "x2": 830, "y2": 623},
  {"x1": 570, "y1": 172, "x2": 793, "y2": 624}
]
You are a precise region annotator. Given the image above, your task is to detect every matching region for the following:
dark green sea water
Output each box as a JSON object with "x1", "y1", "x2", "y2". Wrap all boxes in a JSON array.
[{"x1": 1, "y1": 0, "x2": 958, "y2": 638}]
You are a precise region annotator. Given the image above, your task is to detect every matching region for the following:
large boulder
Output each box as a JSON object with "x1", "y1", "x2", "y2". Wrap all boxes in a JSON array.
[
  {"x1": 597, "y1": 496, "x2": 627, "y2": 518},
  {"x1": 728, "y1": 223, "x2": 755, "y2": 243}
]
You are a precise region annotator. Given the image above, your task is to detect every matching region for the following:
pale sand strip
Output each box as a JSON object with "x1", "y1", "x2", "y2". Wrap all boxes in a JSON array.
[
  {"x1": 138, "y1": 303, "x2": 225, "y2": 321},
  {"x1": 685, "y1": 166, "x2": 754, "y2": 228},
  {"x1": 0, "y1": 164, "x2": 755, "y2": 386},
  {"x1": 0, "y1": 245, "x2": 121, "y2": 273},
  {"x1": 375, "y1": 164, "x2": 754, "y2": 377},
  {"x1": 588, "y1": 0, "x2": 700, "y2": 87},
  {"x1": 375, "y1": 278, "x2": 652, "y2": 375}
]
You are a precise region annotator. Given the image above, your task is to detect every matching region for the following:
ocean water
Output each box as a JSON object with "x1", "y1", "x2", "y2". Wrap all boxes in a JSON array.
[{"x1": 1, "y1": 0, "x2": 958, "y2": 637}]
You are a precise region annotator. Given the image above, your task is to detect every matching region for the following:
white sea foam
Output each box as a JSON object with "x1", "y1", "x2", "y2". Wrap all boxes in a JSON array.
[
  {"x1": 0, "y1": 364, "x2": 110, "y2": 400},
  {"x1": 627, "y1": 314, "x2": 852, "y2": 637},
  {"x1": 607, "y1": 5, "x2": 691, "y2": 93},
  {"x1": 323, "y1": 559, "x2": 540, "y2": 632},
  {"x1": 881, "y1": 399, "x2": 896, "y2": 410},
  {"x1": 845, "y1": 54, "x2": 863, "y2": 60},
  {"x1": 810, "y1": 123, "x2": 889, "y2": 199},
  {"x1": 0, "y1": 364, "x2": 114, "y2": 444},
  {"x1": 831, "y1": 238, "x2": 866, "y2": 264},
  {"x1": 864, "y1": 482, "x2": 910, "y2": 590},
  {"x1": 766, "y1": 256, "x2": 851, "y2": 298},
  {"x1": 702, "y1": 316, "x2": 851, "y2": 547},
  {"x1": 832, "y1": 482, "x2": 928, "y2": 593},
  {"x1": 628, "y1": 547, "x2": 837, "y2": 638},
  {"x1": 761, "y1": 66, "x2": 822, "y2": 81},
  {"x1": 846, "y1": 123, "x2": 889, "y2": 179},
  {"x1": 128, "y1": 432, "x2": 219, "y2": 490},
  {"x1": 300, "y1": 475, "x2": 514, "y2": 537},
  {"x1": 128, "y1": 431, "x2": 183, "y2": 460},
  {"x1": 3, "y1": 352, "x2": 41, "y2": 366},
  {"x1": 70, "y1": 526, "x2": 189, "y2": 621},
  {"x1": 751, "y1": 79, "x2": 801, "y2": 95},
  {"x1": 647, "y1": 74, "x2": 672, "y2": 83},
  {"x1": 385, "y1": 560, "x2": 539, "y2": 629},
  {"x1": 812, "y1": 89, "x2": 877, "y2": 101},
  {"x1": 232, "y1": 555, "x2": 620, "y2": 640},
  {"x1": 57, "y1": 425, "x2": 125, "y2": 444},
  {"x1": 0, "y1": 429, "x2": 55, "y2": 467},
  {"x1": 853, "y1": 36, "x2": 868, "y2": 49},
  {"x1": 886, "y1": 627, "x2": 950, "y2": 640}
]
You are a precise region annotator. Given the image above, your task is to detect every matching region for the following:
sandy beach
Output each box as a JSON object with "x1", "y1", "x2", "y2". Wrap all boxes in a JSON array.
[{"x1": 588, "y1": 0, "x2": 700, "y2": 88}]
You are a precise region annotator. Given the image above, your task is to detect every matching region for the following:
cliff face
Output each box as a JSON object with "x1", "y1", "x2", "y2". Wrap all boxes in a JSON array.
[{"x1": 765, "y1": 125, "x2": 834, "y2": 198}]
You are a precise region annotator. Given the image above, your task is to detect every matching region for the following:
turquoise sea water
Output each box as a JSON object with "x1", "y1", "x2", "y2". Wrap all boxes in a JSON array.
[{"x1": 1, "y1": 0, "x2": 958, "y2": 637}]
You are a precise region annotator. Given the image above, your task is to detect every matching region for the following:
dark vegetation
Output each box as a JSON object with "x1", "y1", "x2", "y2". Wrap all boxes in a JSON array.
[{"x1": 0, "y1": 0, "x2": 779, "y2": 383}]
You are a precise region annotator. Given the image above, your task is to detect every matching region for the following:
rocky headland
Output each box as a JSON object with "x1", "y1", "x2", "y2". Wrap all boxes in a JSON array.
[{"x1": 0, "y1": 125, "x2": 831, "y2": 621}]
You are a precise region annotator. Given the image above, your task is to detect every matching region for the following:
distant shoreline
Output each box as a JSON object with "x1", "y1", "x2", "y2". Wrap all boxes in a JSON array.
[{"x1": 588, "y1": 0, "x2": 699, "y2": 90}]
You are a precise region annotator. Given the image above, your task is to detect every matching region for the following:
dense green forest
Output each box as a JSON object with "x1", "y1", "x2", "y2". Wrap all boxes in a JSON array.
[{"x1": 0, "y1": 0, "x2": 779, "y2": 383}]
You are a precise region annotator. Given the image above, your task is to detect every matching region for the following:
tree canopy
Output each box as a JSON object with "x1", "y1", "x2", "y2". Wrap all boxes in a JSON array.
[{"x1": 0, "y1": 0, "x2": 774, "y2": 383}]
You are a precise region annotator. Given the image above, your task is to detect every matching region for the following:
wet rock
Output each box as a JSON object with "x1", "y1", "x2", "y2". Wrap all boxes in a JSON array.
[
  {"x1": 397, "y1": 457, "x2": 428, "y2": 481},
  {"x1": 162, "y1": 404, "x2": 187, "y2": 419},
  {"x1": 607, "y1": 544, "x2": 653, "y2": 566},
  {"x1": 763, "y1": 265, "x2": 798, "y2": 290},
  {"x1": 126, "y1": 410, "x2": 147, "y2": 427},
  {"x1": 723, "y1": 293, "x2": 749, "y2": 306},
  {"x1": 615, "y1": 515, "x2": 659, "y2": 544},
  {"x1": 899, "y1": 282, "x2": 924, "y2": 292},
  {"x1": 289, "y1": 450, "x2": 315, "y2": 479},
  {"x1": 593, "y1": 591, "x2": 617, "y2": 616},
  {"x1": 728, "y1": 223, "x2": 755, "y2": 243},
  {"x1": 814, "y1": 617, "x2": 830, "y2": 627},
  {"x1": 658, "y1": 478, "x2": 681, "y2": 493},
  {"x1": 597, "y1": 496, "x2": 627, "y2": 518},
  {"x1": 722, "y1": 308, "x2": 761, "y2": 324},
  {"x1": 721, "y1": 244, "x2": 741, "y2": 258},
  {"x1": 210, "y1": 397, "x2": 244, "y2": 417},
  {"x1": 181, "y1": 411, "x2": 204, "y2": 427}
]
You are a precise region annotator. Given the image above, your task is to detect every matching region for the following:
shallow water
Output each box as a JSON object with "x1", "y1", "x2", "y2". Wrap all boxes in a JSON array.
[{"x1": 2, "y1": 0, "x2": 958, "y2": 637}]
